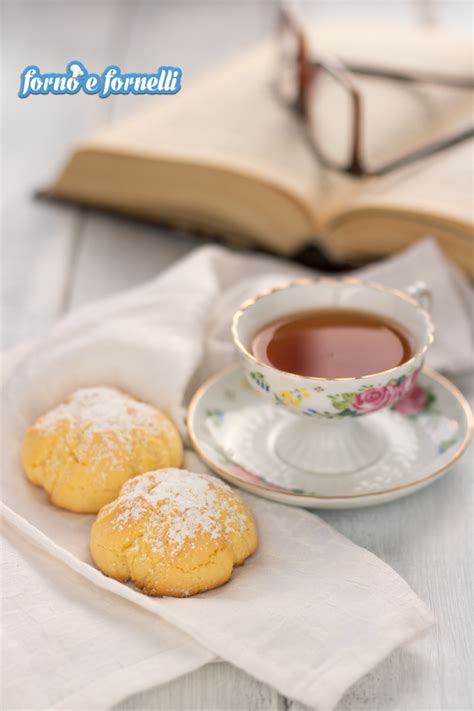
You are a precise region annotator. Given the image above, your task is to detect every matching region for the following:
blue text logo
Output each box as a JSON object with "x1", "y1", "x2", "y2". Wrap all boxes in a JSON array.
[{"x1": 18, "y1": 61, "x2": 182, "y2": 98}]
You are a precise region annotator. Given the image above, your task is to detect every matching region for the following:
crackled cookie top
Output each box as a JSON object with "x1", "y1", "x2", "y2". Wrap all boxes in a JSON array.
[
  {"x1": 21, "y1": 387, "x2": 183, "y2": 513},
  {"x1": 90, "y1": 468, "x2": 257, "y2": 597},
  {"x1": 38, "y1": 386, "x2": 170, "y2": 451}
]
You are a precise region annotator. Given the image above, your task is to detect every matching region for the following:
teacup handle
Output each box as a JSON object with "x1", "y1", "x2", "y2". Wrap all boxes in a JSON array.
[{"x1": 405, "y1": 281, "x2": 432, "y2": 312}]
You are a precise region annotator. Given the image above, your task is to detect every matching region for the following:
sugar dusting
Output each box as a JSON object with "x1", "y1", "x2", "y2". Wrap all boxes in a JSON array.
[
  {"x1": 107, "y1": 468, "x2": 249, "y2": 557},
  {"x1": 36, "y1": 386, "x2": 171, "y2": 454}
]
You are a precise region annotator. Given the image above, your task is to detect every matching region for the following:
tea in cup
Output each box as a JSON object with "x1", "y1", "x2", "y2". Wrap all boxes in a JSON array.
[
  {"x1": 251, "y1": 308, "x2": 413, "y2": 379},
  {"x1": 232, "y1": 278, "x2": 433, "y2": 474}
]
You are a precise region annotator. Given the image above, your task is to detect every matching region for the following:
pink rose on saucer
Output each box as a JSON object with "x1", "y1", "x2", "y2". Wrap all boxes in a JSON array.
[
  {"x1": 394, "y1": 383, "x2": 427, "y2": 415},
  {"x1": 352, "y1": 384, "x2": 400, "y2": 413}
]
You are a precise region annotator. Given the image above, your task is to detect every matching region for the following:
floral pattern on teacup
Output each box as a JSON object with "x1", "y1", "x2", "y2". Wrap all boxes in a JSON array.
[
  {"x1": 247, "y1": 367, "x2": 428, "y2": 417},
  {"x1": 398, "y1": 367, "x2": 423, "y2": 397},
  {"x1": 329, "y1": 369, "x2": 423, "y2": 417},
  {"x1": 276, "y1": 388, "x2": 311, "y2": 407},
  {"x1": 351, "y1": 384, "x2": 400, "y2": 413},
  {"x1": 249, "y1": 371, "x2": 270, "y2": 393}
]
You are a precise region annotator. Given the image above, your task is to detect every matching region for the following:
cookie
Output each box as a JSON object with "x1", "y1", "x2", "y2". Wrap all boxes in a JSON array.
[
  {"x1": 90, "y1": 468, "x2": 257, "y2": 596},
  {"x1": 21, "y1": 387, "x2": 183, "y2": 513}
]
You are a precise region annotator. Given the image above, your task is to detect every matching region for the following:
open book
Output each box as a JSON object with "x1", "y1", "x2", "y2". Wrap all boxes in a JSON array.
[{"x1": 46, "y1": 26, "x2": 474, "y2": 275}]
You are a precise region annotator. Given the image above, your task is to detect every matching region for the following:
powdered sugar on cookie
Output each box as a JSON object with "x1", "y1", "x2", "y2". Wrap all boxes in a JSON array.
[
  {"x1": 35, "y1": 386, "x2": 169, "y2": 450},
  {"x1": 90, "y1": 467, "x2": 257, "y2": 597},
  {"x1": 107, "y1": 468, "x2": 248, "y2": 557}
]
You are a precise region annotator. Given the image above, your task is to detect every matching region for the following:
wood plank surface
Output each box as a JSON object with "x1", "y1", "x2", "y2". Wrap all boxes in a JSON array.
[{"x1": 2, "y1": 1, "x2": 472, "y2": 710}]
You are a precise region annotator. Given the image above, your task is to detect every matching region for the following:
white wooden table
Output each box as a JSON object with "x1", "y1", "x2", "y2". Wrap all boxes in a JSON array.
[{"x1": 3, "y1": 2, "x2": 473, "y2": 709}]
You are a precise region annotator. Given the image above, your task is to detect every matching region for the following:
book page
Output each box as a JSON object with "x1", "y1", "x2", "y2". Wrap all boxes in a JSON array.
[
  {"x1": 82, "y1": 25, "x2": 472, "y2": 230},
  {"x1": 340, "y1": 138, "x2": 474, "y2": 231}
]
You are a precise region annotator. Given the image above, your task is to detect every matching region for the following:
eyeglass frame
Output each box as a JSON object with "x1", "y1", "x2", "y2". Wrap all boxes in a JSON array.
[{"x1": 277, "y1": 4, "x2": 474, "y2": 177}]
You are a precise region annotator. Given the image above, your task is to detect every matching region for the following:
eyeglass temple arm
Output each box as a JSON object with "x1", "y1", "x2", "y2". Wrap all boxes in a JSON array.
[
  {"x1": 370, "y1": 124, "x2": 474, "y2": 176},
  {"x1": 339, "y1": 62, "x2": 474, "y2": 89}
]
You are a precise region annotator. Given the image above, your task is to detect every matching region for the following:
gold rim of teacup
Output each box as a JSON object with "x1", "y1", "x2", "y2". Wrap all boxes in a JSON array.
[{"x1": 231, "y1": 277, "x2": 435, "y2": 382}]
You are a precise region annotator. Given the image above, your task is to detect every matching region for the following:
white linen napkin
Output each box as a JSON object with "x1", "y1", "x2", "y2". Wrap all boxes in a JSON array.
[{"x1": 2, "y1": 238, "x2": 470, "y2": 711}]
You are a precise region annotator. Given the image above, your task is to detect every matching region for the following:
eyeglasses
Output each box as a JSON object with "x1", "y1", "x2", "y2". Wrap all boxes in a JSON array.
[{"x1": 275, "y1": 3, "x2": 474, "y2": 176}]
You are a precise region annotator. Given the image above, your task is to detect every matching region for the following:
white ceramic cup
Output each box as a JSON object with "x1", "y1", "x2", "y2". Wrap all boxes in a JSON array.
[{"x1": 232, "y1": 278, "x2": 434, "y2": 475}]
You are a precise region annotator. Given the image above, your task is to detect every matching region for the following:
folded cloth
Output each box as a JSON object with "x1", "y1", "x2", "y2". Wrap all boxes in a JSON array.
[
  {"x1": 1, "y1": 521, "x2": 213, "y2": 711},
  {"x1": 3, "y1": 237, "x2": 468, "y2": 711}
]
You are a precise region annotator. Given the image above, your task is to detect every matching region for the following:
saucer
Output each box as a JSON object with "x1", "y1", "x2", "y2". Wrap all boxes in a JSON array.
[{"x1": 187, "y1": 366, "x2": 472, "y2": 509}]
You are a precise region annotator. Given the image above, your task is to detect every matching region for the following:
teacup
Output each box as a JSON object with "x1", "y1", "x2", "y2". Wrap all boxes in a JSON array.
[{"x1": 232, "y1": 278, "x2": 434, "y2": 475}]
